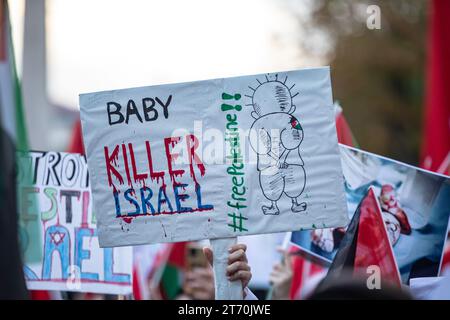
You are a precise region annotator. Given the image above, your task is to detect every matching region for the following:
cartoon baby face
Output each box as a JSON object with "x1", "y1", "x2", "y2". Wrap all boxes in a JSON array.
[
  {"x1": 248, "y1": 77, "x2": 304, "y2": 154},
  {"x1": 251, "y1": 81, "x2": 296, "y2": 119}
]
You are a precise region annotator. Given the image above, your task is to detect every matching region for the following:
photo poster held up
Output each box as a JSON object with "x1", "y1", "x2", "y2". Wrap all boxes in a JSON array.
[
  {"x1": 79, "y1": 67, "x2": 349, "y2": 248},
  {"x1": 19, "y1": 151, "x2": 132, "y2": 294},
  {"x1": 291, "y1": 144, "x2": 450, "y2": 283}
]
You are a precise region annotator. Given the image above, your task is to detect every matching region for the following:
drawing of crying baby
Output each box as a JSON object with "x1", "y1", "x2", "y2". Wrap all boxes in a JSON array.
[{"x1": 248, "y1": 77, "x2": 307, "y2": 215}]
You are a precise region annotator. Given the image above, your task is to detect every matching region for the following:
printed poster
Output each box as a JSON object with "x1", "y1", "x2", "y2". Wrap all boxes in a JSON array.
[{"x1": 291, "y1": 145, "x2": 450, "y2": 283}]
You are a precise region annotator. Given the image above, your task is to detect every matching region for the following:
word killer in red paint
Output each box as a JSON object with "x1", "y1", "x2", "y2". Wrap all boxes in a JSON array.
[{"x1": 103, "y1": 134, "x2": 214, "y2": 220}]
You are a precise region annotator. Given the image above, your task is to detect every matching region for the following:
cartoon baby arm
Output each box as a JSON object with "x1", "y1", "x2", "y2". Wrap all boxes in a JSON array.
[{"x1": 279, "y1": 115, "x2": 307, "y2": 213}]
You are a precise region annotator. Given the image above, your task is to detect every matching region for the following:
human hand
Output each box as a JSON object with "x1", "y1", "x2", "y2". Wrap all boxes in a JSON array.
[
  {"x1": 203, "y1": 243, "x2": 252, "y2": 294},
  {"x1": 269, "y1": 248, "x2": 293, "y2": 300},
  {"x1": 277, "y1": 161, "x2": 289, "y2": 169},
  {"x1": 183, "y1": 267, "x2": 215, "y2": 300}
]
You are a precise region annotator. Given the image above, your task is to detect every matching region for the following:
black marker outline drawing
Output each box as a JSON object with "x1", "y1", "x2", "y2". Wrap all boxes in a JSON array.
[{"x1": 247, "y1": 74, "x2": 307, "y2": 215}]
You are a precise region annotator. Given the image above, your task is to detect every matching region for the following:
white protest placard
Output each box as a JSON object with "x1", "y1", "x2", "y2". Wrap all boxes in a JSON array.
[
  {"x1": 80, "y1": 67, "x2": 349, "y2": 248},
  {"x1": 19, "y1": 151, "x2": 132, "y2": 294}
]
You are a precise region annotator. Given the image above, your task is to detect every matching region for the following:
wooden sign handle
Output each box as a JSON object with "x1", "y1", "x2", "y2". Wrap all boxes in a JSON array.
[{"x1": 210, "y1": 237, "x2": 243, "y2": 300}]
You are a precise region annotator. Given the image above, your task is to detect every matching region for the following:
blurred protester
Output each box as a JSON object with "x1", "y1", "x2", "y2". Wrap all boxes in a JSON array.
[
  {"x1": 0, "y1": 130, "x2": 28, "y2": 299},
  {"x1": 268, "y1": 251, "x2": 414, "y2": 300},
  {"x1": 179, "y1": 262, "x2": 215, "y2": 299},
  {"x1": 268, "y1": 248, "x2": 327, "y2": 300},
  {"x1": 0, "y1": 0, "x2": 29, "y2": 300},
  {"x1": 268, "y1": 248, "x2": 293, "y2": 300},
  {"x1": 308, "y1": 271, "x2": 412, "y2": 300},
  {"x1": 152, "y1": 242, "x2": 253, "y2": 300}
]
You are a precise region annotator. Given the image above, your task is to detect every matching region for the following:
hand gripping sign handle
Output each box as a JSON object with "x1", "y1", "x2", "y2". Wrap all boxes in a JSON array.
[{"x1": 210, "y1": 237, "x2": 243, "y2": 300}]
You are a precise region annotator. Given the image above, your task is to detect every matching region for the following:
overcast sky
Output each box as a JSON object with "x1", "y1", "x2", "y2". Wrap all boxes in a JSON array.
[{"x1": 10, "y1": 0, "x2": 323, "y2": 109}]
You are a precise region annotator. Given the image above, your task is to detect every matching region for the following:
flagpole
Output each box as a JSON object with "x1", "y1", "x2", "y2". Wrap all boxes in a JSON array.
[{"x1": 22, "y1": 0, "x2": 50, "y2": 150}]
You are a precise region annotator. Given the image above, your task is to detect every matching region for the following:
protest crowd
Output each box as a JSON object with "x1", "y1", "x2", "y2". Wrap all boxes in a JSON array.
[{"x1": 0, "y1": 0, "x2": 449, "y2": 302}]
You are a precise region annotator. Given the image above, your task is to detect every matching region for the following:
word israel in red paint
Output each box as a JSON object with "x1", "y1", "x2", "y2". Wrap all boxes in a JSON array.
[{"x1": 103, "y1": 134, "x2": 214, "y2": 219}]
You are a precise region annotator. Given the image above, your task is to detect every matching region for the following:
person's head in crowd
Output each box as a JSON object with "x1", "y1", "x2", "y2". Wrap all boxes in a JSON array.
[{"x1": 308, "y1": 270, "x2": 412, "y2": 300}]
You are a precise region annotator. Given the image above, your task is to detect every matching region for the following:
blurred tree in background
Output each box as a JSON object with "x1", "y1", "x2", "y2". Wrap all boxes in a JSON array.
[{"x1": 290, "y1": 0, "x2": 427, "y2": 165}]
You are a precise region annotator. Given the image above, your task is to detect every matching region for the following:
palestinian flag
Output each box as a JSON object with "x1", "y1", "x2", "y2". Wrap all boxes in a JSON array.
[
  {"x1": 132, "y1": 244, "x2": 164, "y2": 300},
  {"x1": 0, "y1": 0, "x2": 35, "y2": 299},
  {"x1": 421, "y1": 0, "x2": 450, "y2": 173},
  {"x1": 420, "y1": 0, "x2": 450, "y2": 277},
  {"x1": 289, "y1": 248, "x2": 327, "y2": 300},
  {"x1": 289, "y1": 116, "x2": 302, "y2": 131},
  {"x1": 334, "y1": 102, "x2": 358, "y2": 147},
  {"x1": 68, "y1": 118, "x2": 84, "y2": 154},
  {"x1": 148, "y1": 242, "x2": 187, "y2": 300},
  {"x1": 320, "y1": 187, "x2": 402, "y2": 289}
]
